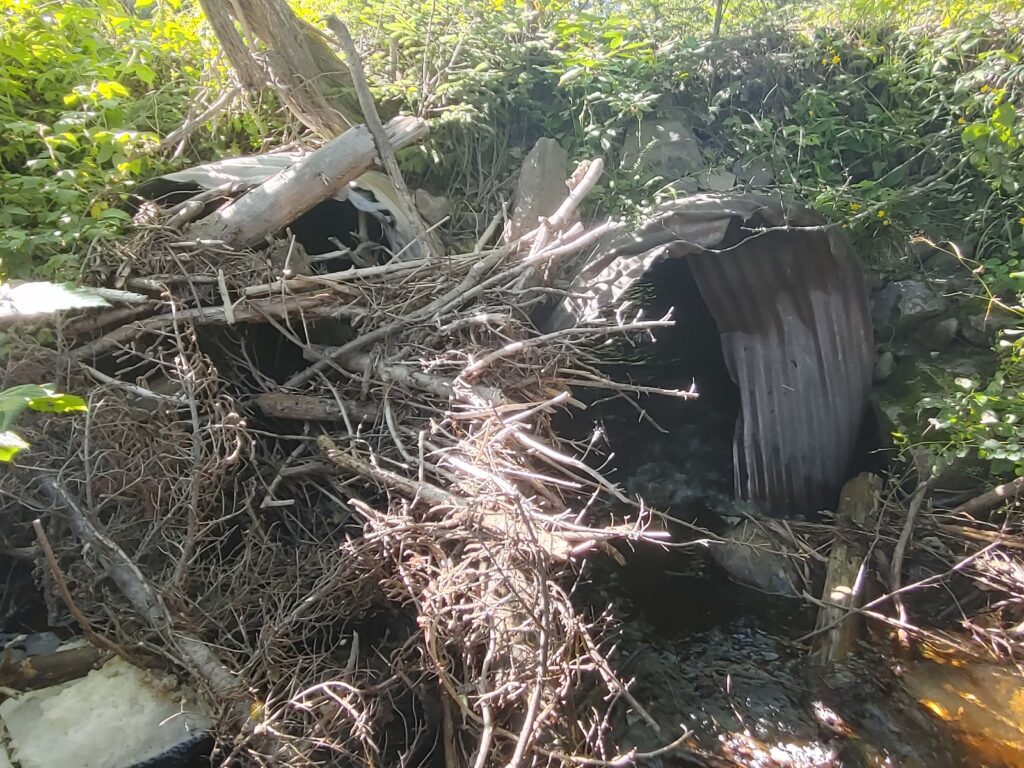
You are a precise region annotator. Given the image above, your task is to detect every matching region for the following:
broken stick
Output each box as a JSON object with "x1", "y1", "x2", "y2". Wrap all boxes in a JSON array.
[
  {"x1": 326, "y1": 16, "x2": 440, "y2": 260},
  {"x1": 254, "y1": 392, "x2": 378, "y2": 423}
]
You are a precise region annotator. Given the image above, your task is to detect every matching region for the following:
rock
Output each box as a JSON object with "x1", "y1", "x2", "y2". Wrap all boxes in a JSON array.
[
  {"x1": 914, "y1": 316, "x2": 959, "y2": 350},
  {"x1": 872, "y1": 280, "x2": 949, "y2": 339},
  {"x1": 0, "y1": 656, "x2": 212, "y2": 768},
  {"x1": 699, "y1": 167, "x2": 736, "y2": 192},
  {"x1": 732, "y1": 158, "x2": 775, "y2": 187},
  {"x1": 413, "y1": 188, "x2": 450, "y2": 226},
  {"x1": 665, "y1": 177, "x2": 699, "y2": 195},
  {"x1": 961, "y1": 310, "x2": 1021, "y2": 347},
  {"x1": 620, "y1": 111, "x2": 704, "y2": 179},
  {"x1": 921, "y1": 247, "x2": 978, "y2": 293},
  {"x1": 873, "y1": 350, "x2": 895, "y2": 383},
  {"x1": 707, "y1": 519, "x2": 802, "y2": 596},
  {"x1": 507, "y1": 138, "x2": 569, "y2": 241}
]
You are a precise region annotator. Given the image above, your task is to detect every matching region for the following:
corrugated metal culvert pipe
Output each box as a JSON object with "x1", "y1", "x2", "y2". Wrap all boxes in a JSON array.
[{"x1": 545, "y1": 193, "x2": 875, "y2": 518}]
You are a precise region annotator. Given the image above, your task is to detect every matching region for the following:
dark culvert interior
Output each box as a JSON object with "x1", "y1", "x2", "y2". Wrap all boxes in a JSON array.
[{"x1": 564, "y1": 251, "x2": 886, "y2": 635}]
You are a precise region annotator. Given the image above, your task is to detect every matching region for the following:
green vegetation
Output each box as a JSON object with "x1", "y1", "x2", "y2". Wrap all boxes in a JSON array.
[
  {"x1": 0, "y1": 0, "x2": 278, "y2": 278},
  {"x1": 0, "y1": 384, "x2": 86, "y2": 461},
  {"x1": 1, "y1": 0, "x2": 1022, "y2": 477}
]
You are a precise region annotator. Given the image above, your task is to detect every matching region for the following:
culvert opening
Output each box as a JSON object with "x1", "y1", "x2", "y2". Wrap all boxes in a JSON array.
[
  {"x1": 552, "y1": 194, "x2": 886, "y2": 527},
  {"x1": 583, "y1": 257, "x2": 742, "y2": 526}
]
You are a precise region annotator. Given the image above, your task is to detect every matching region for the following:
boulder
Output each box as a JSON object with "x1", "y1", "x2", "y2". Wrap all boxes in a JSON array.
[
  {"x1": 699, "y1": 167, "x2": 737, "y2": 192},
  {"x1": 507, "y1": 138, "x2": 569, "y2": 241},
  {"x1": 872, "y1": 280, "x2": 949, "y2": 340},
  {"x1": 619, "y1": 111, "x2": 704, "y2": 180},
  {"x1": 707, "y1": 519, "x2": 803, "y2": 596},
  {"x1": 961, "y1": 309, "x2": 1020, "y2": 347},
  {"x1": 873, "y1": 350, "x2": 895, "y2": 383},
  {"x1": 914, "y1": 316, "x2": 960, "y2": 350},
  {"x1": 732, "y1": 158, "x2": 775, "y2": 188},
  {"x1": 413, "y1": 188, "x2": 450, "y2": 226}
]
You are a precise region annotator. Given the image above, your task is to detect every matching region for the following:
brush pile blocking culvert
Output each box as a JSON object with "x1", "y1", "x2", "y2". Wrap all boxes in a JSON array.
[{"x1": 4, "y1": 131, "x2": 1023, "y2": 768}]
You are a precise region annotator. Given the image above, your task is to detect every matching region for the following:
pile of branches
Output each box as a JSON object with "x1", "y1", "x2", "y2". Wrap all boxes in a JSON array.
[{"x1": 0, "y1": 108, "x2": 700, "y2": 766}]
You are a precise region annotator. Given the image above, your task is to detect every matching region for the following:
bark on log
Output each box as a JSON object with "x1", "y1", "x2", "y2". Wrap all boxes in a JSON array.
[
  {"x1": 0, "y1": 646, "x2": 104, "y2": 692},
  {"x1": 186, "y1": 115, "x2": 428, "y2": 249},
  {"x1": 812, "y1": 472, "x2": 881, "y2": 665},
  {"x1": 196, "y1": 0, "x2": 265, "y2": 90},
  {"x1": 199, "y1": 0, "x2": 360, "y2": 134},
  {"x1": 951, "y1": 475, "x2": 1024, "y2": 517},
  {"x1": 254, "y1": 393, "x2": 378, "y2": 423}
]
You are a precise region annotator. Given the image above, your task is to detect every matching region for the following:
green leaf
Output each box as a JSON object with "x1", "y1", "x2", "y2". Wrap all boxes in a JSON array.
[
  {"x1": 0, "y1": 384, "x2": 52, "y2": 430},
  {"x1": 28, "y1": 392, "x2": 87, "y2": 415},
  {"x1": 0, "y1": 431, "x2": 30, "y2": 463},
  {"x1": 558, "y1": 66, "x2": 586, "y2": 86},
  {"x1": 992, "y1": 103, "x2": 1017, "y2": 131},
  {"x1": 95, "y1": 80, "x2": 129, "y2": 100}
]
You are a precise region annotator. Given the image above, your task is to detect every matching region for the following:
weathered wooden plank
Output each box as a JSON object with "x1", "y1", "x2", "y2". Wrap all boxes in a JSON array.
[{"x1": 813, "y1": 472, "x2": 881, "y2": 665}]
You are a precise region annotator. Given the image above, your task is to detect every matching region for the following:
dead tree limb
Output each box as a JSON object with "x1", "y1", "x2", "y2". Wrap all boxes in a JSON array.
[
  {"x1": 211, "y1": 0, "x2": 362, "y2": 135},
  {"x1": 326, "y1": 16, "x2": 440, "y2": 260},
  {"x1": 187, "y1": 115, "x2": 428, "y2": 249},
  {"x1": 952, "y1": 476, "x2": 1024, "y2": 518},
  {"x1": 38, "y1": 477, "x2": 247, "y2": 715},
  {"x1": 159, "y1": 87, "x2": 241, "y2": 154},
  {"x1": 0, "y1": 645, "x2": 105, "y2": 692},
  {"x1": 71, "y1": 293, "x2": 346, "y2": 360},
  {"x1": 254, "y1": 392, "x2": 378, "y2": 423}
]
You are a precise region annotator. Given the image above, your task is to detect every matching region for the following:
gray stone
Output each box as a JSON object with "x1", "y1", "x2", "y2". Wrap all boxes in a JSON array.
[
  {"x1": 872, "y1": 280, "x2": 949, "y2": 339},
  {"x1": 700, "y1": 167, "x2": 737, "y2": 192},
  {"x1": 961, "y1": 310, "x2": 1020, "y2": 347},
  {"x1": 873, "y1": 350, "x2": 895, "y2": 383},
  {"x1": 413, "y1": 188, "x2": 450, "y2": 226},
  {"x1": 707, "y1": 519, "x2": 802, "y2": 596},
  {"x1": 620, "y1": 111, "x2": 704, "y2": 179},
  {"x1": 665, "y1": 177, "x2": 699, "y2": 195},
  {"x1": 921, "y1": 247, "x2": 978, "y2": 293},
  {"x1": 914, "y1": 316, "x2": 960, "y2": 350},
  {"x1": 732, "y1": 158, "x2": 775, "y2": 187},
  {"x1": 507, "y1": 138, "x2": 569, "y2": 241}
]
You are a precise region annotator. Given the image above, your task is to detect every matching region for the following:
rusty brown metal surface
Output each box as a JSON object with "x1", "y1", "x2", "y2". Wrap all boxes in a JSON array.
[{"x1": 549, "y1": 193, "x2": 874, "y2": 517}]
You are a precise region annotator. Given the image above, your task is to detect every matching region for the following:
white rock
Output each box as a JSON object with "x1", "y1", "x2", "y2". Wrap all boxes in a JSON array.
[
  {"x1": 0, "y1": 657, "x2": 212, "y2": 768},
  {"x1": 508, "y1": 138, "x2": 570, "y2": 241}
]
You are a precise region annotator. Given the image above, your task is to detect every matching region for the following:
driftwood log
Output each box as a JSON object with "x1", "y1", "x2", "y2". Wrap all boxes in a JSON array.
[
  {"x1": 187, "y1": 115, "x2": 428, "y2": 249},
  {"x1": 813, "y1": 472, "x2": 881, "y2": 665}
]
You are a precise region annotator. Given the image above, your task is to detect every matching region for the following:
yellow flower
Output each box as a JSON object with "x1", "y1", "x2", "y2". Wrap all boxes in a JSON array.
[
  {"x1": 883, "y1": 219, "x2": 891, "y2": 226},
  {"x1": 877, "y1": 209, "x2": 887, "y2": 218},
  {"x1": 1019, "y1": 216, "x2": 1024, "y2": 226},
  {"x1": 957, "y1": 116, "x2": 966, "y2": 124},
  {"x1": 981, "y1": 84, "x2": 990, "y2": 92},
  {"x1": 832, "y1": 55, "x2": 841, "y2": 65},
  {"x1": 850, "y1": 202, "x2": 861, "y2": 211},
  {"x1": 821, "y1": 57, "x2": 829, "y2": 65}
]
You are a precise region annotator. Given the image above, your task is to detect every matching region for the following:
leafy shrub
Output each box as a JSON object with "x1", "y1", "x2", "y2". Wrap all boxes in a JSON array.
[{"x1": 0, "y1": 0, "x2": 282, "y2": 279}]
